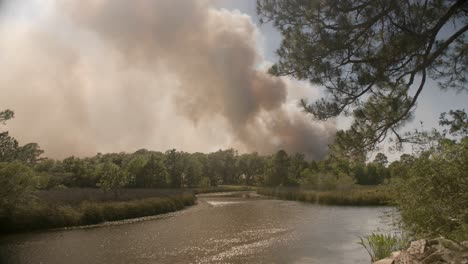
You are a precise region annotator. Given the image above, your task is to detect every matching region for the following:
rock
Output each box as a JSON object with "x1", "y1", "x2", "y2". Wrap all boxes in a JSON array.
[
  {"x1": 390, "y1": 238, "x2": 468, "y2": 264},
  {"x1": 390, "y1": 251, "x2": 401, "y2": 259},
  {"x1": 407, "y1": 239, "x2": 428, "y2": 255},
  {"x1": 374, "y1": 258, "x2": 394, "y2": 264}
]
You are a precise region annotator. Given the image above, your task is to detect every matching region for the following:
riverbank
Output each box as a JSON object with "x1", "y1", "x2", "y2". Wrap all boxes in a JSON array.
[
  {"x1": 0, "y1": 186, "x2": 252, "y2": 234},
  {"x1": 257, "y1": 186, "x2": 391, "y2": 206}
]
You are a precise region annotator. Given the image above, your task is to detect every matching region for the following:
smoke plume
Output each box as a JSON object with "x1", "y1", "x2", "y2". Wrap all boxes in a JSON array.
[{"x1": 0, "y1": 0, "x2": 335, "y2": 159}]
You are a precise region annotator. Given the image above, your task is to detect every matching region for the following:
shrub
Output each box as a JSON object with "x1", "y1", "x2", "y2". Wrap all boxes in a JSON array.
[
  {"x1": 391, "y1": 138, "x2": 468, "y2": 240},
  {"x1": 358, "y1": 233, "x2": 409, "y2": 262}
]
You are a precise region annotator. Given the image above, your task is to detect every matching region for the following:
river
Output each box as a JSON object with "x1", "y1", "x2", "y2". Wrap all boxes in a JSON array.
[{"x1": 0, "y1": 192, "x2": 394, "y2": 264}]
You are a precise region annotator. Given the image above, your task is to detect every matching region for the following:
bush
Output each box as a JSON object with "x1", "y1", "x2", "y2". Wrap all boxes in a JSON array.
[{"x1": 391, "y1": 138, "x2": 468, "y2": 240}]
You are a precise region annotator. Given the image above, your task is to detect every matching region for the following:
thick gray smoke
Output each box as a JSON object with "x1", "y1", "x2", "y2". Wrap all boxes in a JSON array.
[{"x1": 0, "y1": 0, "x2": 335, "y2": 159}]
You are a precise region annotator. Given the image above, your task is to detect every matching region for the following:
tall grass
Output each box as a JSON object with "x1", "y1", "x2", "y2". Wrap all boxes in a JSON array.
[
  {"x1": 2, "y1": 185, "x2": 254, "y2": 233},
  {"x1": 257, "y1": 186, "x2": 390, "y2": 206},
  {"x1": 36, "y1": 188, "x2": 195, "y2": 206},
  {"x1": 0, "y1": 193, "x2": 195, "y2": 233},
  {"x1": 257, "y1": 188, "x2": 317, "y2": 203},
  {"x1": 358, "y1": 233, "x2": 409, "y2": 262},
  {"x1": 192, "y1": 185, "x2": 254, "y2": 195},
  {"x1": 318, "y1": 188, "x2": 390, "y2": 206}
]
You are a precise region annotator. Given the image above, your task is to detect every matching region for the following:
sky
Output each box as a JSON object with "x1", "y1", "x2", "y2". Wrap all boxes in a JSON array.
[{"x1": 0, "y1": 0, "x2": 466, "y2": 160}]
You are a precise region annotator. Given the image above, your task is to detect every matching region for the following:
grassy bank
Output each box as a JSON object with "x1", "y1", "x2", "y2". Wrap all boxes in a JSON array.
[
  {"x1": 1, "y1": 185, "x2": 255, "y2": 234},
  {"x1": 0, "y1": 193, "x2": 195, "y2": 234},
  {"x1": 257, "y1": 186, "x2": 391, "y2": 206},
  {"x1": 192, "y1": 185, "x2": 255, "y2": 195}
]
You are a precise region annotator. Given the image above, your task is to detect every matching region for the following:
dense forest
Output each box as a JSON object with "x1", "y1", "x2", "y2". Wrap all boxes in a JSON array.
[{"x1": 2, "y1": 108, "x2": 394, "y2": 194}]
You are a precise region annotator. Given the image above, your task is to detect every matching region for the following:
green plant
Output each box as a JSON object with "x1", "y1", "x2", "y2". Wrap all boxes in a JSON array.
[
  {"x1": 358, "y1": 233, "x2": 408, "y2": 262},
  {"x1": 390, "y1": 137, "x2": 468, "y2": 240}
]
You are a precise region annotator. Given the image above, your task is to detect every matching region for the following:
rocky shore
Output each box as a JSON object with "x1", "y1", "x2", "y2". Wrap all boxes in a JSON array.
[{"x1": 374, "y1": 238, "x2": 468, "y2": 264}]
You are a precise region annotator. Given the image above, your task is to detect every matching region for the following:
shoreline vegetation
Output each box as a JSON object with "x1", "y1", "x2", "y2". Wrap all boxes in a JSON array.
[
  {"x1": 1, "y1": 185, "x2": 390, "y2": 234},
  {"x1": 0, "y1": 186, "x2": 253, "y2": 234},
  {"x1": 257, "y1": 186, "x2": 391, "y2": 206}
]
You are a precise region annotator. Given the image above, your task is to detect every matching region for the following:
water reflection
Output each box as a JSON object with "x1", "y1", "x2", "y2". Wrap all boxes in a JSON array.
[{"x1": 0, "y1": 192, "x2": 392, "y2": 264}]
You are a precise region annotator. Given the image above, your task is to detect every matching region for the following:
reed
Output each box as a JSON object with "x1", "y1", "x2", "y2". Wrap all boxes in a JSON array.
[{"x1": 257, "y1": 186, "x2": 390, "y2": 206}]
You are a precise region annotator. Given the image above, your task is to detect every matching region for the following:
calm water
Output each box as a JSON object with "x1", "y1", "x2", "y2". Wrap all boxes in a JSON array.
[{"x1": 0, "y1": 192, "x2": 393, "y2": 264}]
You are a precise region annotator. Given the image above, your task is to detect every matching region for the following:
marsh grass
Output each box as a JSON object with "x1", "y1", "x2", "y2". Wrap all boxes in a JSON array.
[
  {"x1": 257, "y1": 186, "x2": 390, "y2": 206},
  {"x1": 0, "y1": 193, "x2": 195, "y2": 233},
  {"x1": 358, "y1": 233, "x2": 409, "y2": 262},
  {"x1": 192, "y1": 185, "x2": 255, "y2": 195},
  {"x1": 1, "y1": 185, "x2": 252, "y2": 233},
  {"x1": 36, "y1": 188, "x2": 194, "y2": 206}
]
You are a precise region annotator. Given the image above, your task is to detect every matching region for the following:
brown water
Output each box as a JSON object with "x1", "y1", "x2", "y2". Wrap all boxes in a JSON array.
[{"x1": 0, "y1": 192, "x2": 393, "y2": 264}]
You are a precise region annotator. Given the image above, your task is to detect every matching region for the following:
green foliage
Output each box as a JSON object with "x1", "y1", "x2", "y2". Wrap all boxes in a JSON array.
[
  {"x1": 97, "y1": 161, "x2": 129, "y2": 198},
  {"x1": 123, "y1": 155, "x2": 148, "y2": 187},
  {"x1": 358, "y1": 233, "x2": 408, "y2": 262},
  {"x1": 439, "y1": 109, "x2": 468, "y2": 137},
  {"x1": 0, "y1": 194, "x2": 195, "y2": 233},
  {"x1": 258, "y1": 186, "x2": 390, "y2": 206},
  {"x1": 0, "y1": 132, "x2": 19, "y2": 162},
  {"x1": 183, "y1": 155, "x2": 202, "y2": 187},
  {"x1": 62, "y1": 157, "x2": 99, "y2": 187},
  {"x1": 137, "y1": 155, "x2": 168, "y2": 188},
  {"x1": 257, "y1": 188, "x2": 317, "y2": 203},
  {"x1": 0, "y1": 162, "x2": 35, "y2": 216},
  {"x1": 199, "y1": 177, "x2": 211, "y2": 188},
  {"x1": 237, "y1": 152, "x2": 264, "y2": 185},
  {"x1": 0, "y1": 109, "x2": 43, "y2": 164},
  {"x1": 258, "y1": 0, "x2": 468, "y2": 153},
  {"x1": 391, "y1": 137, "x2": 468, "y2": 240},
  {"x1": 165, "y1": 149, "x2": 185, "y2": 188},
  {"x1": 318, "y1": 187, "x2": 390, "y2": 206},
  {"x1": 16, "y1": 143, "x2": 44, "y2": 164},
  {"x1": 373, "y1": 153, "x2": 388, "y2": 166},
  {"x1": 265, "y1": 150, "x2": 289, "y2": 186}
]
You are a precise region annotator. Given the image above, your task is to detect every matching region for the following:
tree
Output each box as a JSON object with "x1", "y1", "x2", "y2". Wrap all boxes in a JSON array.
[
  {"x1": 439, "y1": 109, "x2": 468, "y2": 137},
  {"x1": 124, "y1": 155, "x2": 148, "y2": 187},
  {"x1": 205, "y1": 151, "x2": 224, "y2": 186},
  {"x1": 0, "y1": 109, "x2": 18, "y2": 162},
  {"x1": 165, "y1": 149, "x2": 185, "y2": 188},
  {"x1": 62, "y1": 157, "x2": 99, "y2": 187},
  {"x1": 0, "y1": 109, "x2": 14, "y2": 124},
  {"x1": 0, "y1": 132, "x2": 18, "y2": 162},
  {"x1": 184, "y1": 155, "x2": 203, "y2": 187},
  {"x1": 97, "y1": 161, "x2": 129, "y2": 198},
  {"x1": 237, "y1": 152, "x2": 264, "y2": 185},
  {"x1": 265, "y1": 150, "x2": 290, "y2": 186},
  {"x1": 288, "y1": 153, "x2": 308, "y2": 183},
  {"x1": 373, "y1": 153, "x2": 388, "y2": 166},
  {"x1": 0, "y1": 162, "x2": 35, "y2": 217},
  {"x1": 220, "y1": 149, "x2": 238, "y2": 184},
  {"x1": 137, "y1": 155, "x2": 167, "y2": 188},
  {"x1": 16, "y1": 143, "x2": 44, "y2": 164},
  {"x1": 258, "y1": 0, "x2": 468, "y2": 152}
]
